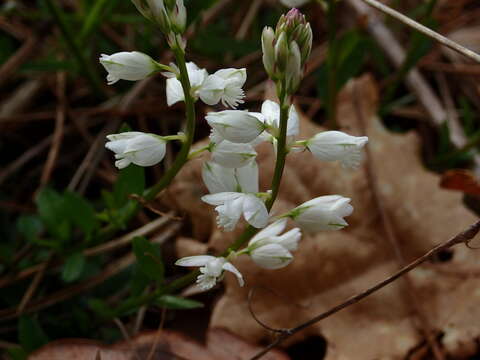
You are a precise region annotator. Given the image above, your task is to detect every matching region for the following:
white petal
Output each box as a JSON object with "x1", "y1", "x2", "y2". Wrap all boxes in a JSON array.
[
  {"x1": 287, "y1": 105, "x2": 300, "y2": 137},
  {"x1": 201, "y1": 192, "x2": 243, "y2": 206},
  {"x1": 235, "y1": 161, "x2": 259, "y2": 193},
  {"x1": 242, "y1": 194, "x2": 269, "y2": 229},
  {"x1": 202, "y1": 161, "x2": 237, "y2": 194},
  {"x1": 166, "y1": 78, "x2": 185, "y2": 106},
  {"x1": 261, "y1": 100, "x2": 280, "y2": 128},
  {"x1": 248, "y1": 219, "x2": 287, "y2": 246},
  {"x1": 274, "y1": 228, "x2": 301, "y2": 251},
  {"x1": 199, "y1": 74, "x2": 225, "y2": 105},
  {"x1": 176, "y1": 255, "x2": 216, "y2": 267},
  {"x1": 222, "y1": 262, "x2": 244, "y2": 286},
  {"x1": 250, "y1": 243, "x2": 293, "y2": 270},
  {"x1": 211, "y1": 141, "x2": 257, "y2": 169},
  {"x1": 216, "y1": 197, "x2": 244, "y2": 231}
]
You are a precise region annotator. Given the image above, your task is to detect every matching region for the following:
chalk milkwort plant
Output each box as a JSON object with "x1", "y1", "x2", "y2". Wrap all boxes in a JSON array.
[{"x1": 100, "y1": 0, "x2": 367, "y2": 302}]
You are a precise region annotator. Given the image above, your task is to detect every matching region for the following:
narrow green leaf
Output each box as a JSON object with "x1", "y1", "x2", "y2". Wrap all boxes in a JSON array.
[
  {"x1": 113, "y1": 165, "x2": 145, "y2": 208},
  {"x1": 62, "y1": 252, "x2": 86, "y2": 283},
  {"x1": 155, "y1": 295, "x2": 204, "y2": 309},
  {"x1": 18, "y1": 316, "x2": 49, "y2": 353},
  {"x1": 16, "y1": 215, "x2": 43, "y2": 243},
  {"x1": 35, "y1": 187, "x2": 70, "y2": 242},
  {"x1": 88, "y1": 298, "x2": 114, "y2": 319},
  {"x1": 63, "y1": 191, "x2": 99, "y2": 235},
  {"x1": 132, "y1": 237, "x2": 164, "y2": 283}
]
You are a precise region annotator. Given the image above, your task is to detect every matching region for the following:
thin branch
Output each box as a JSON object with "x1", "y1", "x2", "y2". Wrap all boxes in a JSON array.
[
  {"x1": 250, "y1": 220, "x2": 480, "y2": 359},
  {"x1": 359, "y1": 0, "x2": 480, "y2": 63}
]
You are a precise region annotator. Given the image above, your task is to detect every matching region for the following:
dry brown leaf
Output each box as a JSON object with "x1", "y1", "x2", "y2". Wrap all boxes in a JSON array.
[
  {"x1": 29, "y1": 328, "x2": 289, "y2": 360},
  {"x1": 169, "y1": 74, "x2": 480, "y2": 359}
]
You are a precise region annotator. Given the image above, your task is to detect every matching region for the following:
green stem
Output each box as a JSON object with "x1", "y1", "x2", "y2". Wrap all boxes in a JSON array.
[
  {"x1": 143, "y1": 49, "x2": 196, "y2": 201},
  {"x1": 326, "y1": 0, "x2": 338, "y2": 128},
  {"x1": 44, "y1": 0, "x2": 106, "y2": 99}
]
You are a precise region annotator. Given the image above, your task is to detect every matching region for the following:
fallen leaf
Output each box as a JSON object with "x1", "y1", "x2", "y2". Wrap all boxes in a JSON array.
[
  {"x1": 169, "y1": 74, "x2": 480, "y2": 359},
  {"x1": 29, "y1": 328, "x2": 289, "y2": 360},
  {"x1": 440, "y1": 169, "x2": 480, "y2": 196}
]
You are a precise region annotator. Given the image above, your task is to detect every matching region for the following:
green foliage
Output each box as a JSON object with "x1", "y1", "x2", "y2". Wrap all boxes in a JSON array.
[
  {"x1": 18, "y1": 316, "x2": 49, "y2": 353},
  {"x1": 155, "y1": 295, "x2": 204, "y2": 309},
  {"x1": 132, "y1": 237, "x2": 164, "y2": 284},
  {"x1": 16, "y1": 215, "x2": 43, "y2": 243},
  {"x1": 61, "y1": 252, "x2": 86, "y2": 283},
  {"x1": 113, "y1": 165, "x2": 145, "y2": 208}
]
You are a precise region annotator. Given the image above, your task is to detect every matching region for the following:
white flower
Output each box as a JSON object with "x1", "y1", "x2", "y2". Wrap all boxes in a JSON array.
[
  {"x1": 175, "y1": 255, "x2": 244, "y2": 290},
  {"x1": 247, "y1": 219, "x2": 301, "y2": 269},
  {"x1": 289, "y1": 195, "x2": 353, "y2": 232},
  {"x1": 280, "y1": 0, "x2": 310, "y2": 7},
  {"x1": 99, "y1": 52, "x2": 158, "y2": 85},
  {"x1": 202, "y1": 161, "x2": 258, "y2": 194},
  {"x1": 166, "y1": 62, "x2": 208, "y2": 106},
  {"x1": 206, "y1": 110, "x2": 266, "y2": 143},
  {"x1": 199, "y1": 68, "x2": 247, "y2": 108},
  {"x1": 211, "y1": 141, "x2": 257, "y2": 168},
  {"x1": 105, "y1": 132, "x2": 166, "y2": 169},
  {"x1": 258, "y1": 100, "x2": 299, "y2": 138},
  {"x1": 201, "y1": 161, "x2": 268, "y2": 231},
  {"x1": 306, "y1": 131, "x2": 369, "y2": 169}
]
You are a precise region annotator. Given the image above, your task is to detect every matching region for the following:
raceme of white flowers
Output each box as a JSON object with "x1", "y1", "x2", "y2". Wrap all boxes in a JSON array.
[{"x1": 100, "y1": 3, "x2": 369, "y2": 291}]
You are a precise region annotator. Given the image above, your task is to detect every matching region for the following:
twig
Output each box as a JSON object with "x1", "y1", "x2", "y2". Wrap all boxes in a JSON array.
[
  {"x1": 39, "y1": 70, "x2": 66, "y2": 187},
  {"x1": 235, "y1": 0, "x2": 262, "y2": 40},
  {"x1": 352, "y1": 83, "x2": 445, "y2": 360},
  {"x1": 0, "y1": 223, "x2": 180, "y2": 321},
  {"x1": 0, "y1": 215, "x2": 173, "y2": 288},
  {"x1": 147, "y1": 307, "x2": 167, "y2": 360},
  {"x1": 347, "y1": 0, "x2": 447, "y2": 126},
  {"x1": 250, "y1": 220, "x2": 480, "y2": 359},
  {"x1": 359, "y1": 0, "x2": 480, "y2": 63}
]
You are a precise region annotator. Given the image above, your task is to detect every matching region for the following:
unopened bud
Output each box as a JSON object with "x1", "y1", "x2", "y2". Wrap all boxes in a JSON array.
[
  {"x1": 170, "y1": 0, "x2": 187, "y2": 34},
  {"x1": 261, "y1": 27, "x2": 276, "y2": 78},
  {"x1": 285, "y1": 41, "x2": 302, "y2": 93},
  {"x1": 274, "y1": 31, "x2": 289, "y2": 74}
]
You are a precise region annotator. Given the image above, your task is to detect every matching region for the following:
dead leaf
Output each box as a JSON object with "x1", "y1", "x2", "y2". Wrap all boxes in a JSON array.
[
  {"x1": 169, "y1": 74, "x2": 480, "y2": 359},
  {"x1": 440, "y1": 169, "x2": 480, "y2": 196},
  {"x1": 29, "y1": 328, "x2": 289, "y2": 360}
]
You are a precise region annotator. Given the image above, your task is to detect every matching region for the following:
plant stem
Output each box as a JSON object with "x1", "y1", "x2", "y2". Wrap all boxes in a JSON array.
[
  {"x1": 143, "y1": 49, "x2": 196, "y2": 201},
  {"x1": 326, "y1": 0, "x2": 338, "y2": 128},
  {"x1": 360, "y1": 0, "x2": 480, "y2": 63},
  {"x1": 44, "y1": 0, "x2": 106, "y2": 98}
]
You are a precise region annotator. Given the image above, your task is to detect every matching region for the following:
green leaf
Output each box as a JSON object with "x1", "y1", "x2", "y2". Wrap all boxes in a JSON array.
[
  {"x1": 35, "y1": 187, "x2": 70, "y2": 242},
  {"x1": 132, "y1": 237, "x2": 164, "y2": 283},
  {"x1": 63, "y1": 191, "x2": 99, "y2": 235},
  {"x1": 18, "y1": 316, "x2": 49, "y2": 353},
  {"x1": 61, "y1": 252, "x2": 86, "y2": 283},
  {"x1": 16, "y1": 215, "x2": 43, "y2": 243},
  {"x1": 6, "y1": 347, "x2": 28, "y2": 360},
  {"x1": 155, "y1": 295, "x2": 204, "y2": 309},
  {"x1": 130, "y1": 264, "x2": 151, "y2": 297},
  {"x1": 88, "y1": 298, "x2": 114, "y2": 319},
  {"x1": 113, "y1": 165, "x2": 145, "y2": 208}
]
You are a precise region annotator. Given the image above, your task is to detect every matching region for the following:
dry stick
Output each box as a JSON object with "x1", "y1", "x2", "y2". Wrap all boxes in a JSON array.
[
  {"x1": 40, "y1": 70, "x2": 67, "y2": 187},
  {"x1": 0, "y1": 215, "x2": 172, "y2": 288},
  {"x1": 347, "y1": 0, "x2": 446, "y2": 126},
  {"x1": 235, "y1": 0, "x2": 262, "y2": 40},
  {"x1": 0, "y1": 35, "x2": 38, "y2": 86},
  {"x1": 16, "y1": 259, "x2": 50, "y2": 315},
  {"x1": 352, "y1": 83, "x2": 445, "y2": 360},
  {"x1": 0, "y1": 223, "x2": 180, "y2": 321},
  {"x1": 146, "y1": 307, "x2": 167, "y2": 360},
  {"x1": 359, "y1": 0, "x2": 480, "y2": 63},
  {"x1": 250, "y1": 220, "x2": 480, "y2": 360}
]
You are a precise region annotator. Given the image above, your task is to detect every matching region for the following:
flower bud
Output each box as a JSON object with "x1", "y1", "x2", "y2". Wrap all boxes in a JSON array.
[
  {"x1": 99, "y1": 52, "x2": 159, "y2": 85},
  {"x1": 274, "y1": 31, "x2": 289, "y2": 74},
  {"x1": 131, "y1": 0, "x2": 171, "y2": 33},
  {"x1": 206, "y1": 110, "x2": 266, "y2": 143},
  {"x1": 306, "y1": 131, "x2": 369, "y2": 169},
  {"x1": 105, "y1": 132, "x2": 166, "y2": 169},
  {"x1": 289, "y1": 195, "x2": 353, "y2": 232},
  {"x1": 170, "y1": 0, "x2": 187, "y2": 34},
  {"x1": 285, "y1": 41, "x2": 302, "y2": 94},
  {"x1": 261, "y1": 27, "x2": 276, "y2": 78}
]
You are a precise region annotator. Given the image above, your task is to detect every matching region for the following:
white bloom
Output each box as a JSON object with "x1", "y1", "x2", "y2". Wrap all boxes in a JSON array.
[
  {"x1": 258, "y1": 100, "x2": 299, "y2": 138},
  {"x1": 306, "y1": 131, "x2": 369, "y2": 169},
  {"x1": 99, "y1": 52, "x2": 158, "y2": 85},
  {"x1": 247, "y1": 219, "x2": 301, "y2": 269},
  {"x1": 201, "y1": 161, "x2": 267, "y2": 231},
  {"x1": 175, "y1": 255, "x2": 244, "y2": 290},
  {"x1": 280, "y1": 0, "x2": 310, "y2": 7},
  {"x1": 105, "y1": 132, "x2": 166, "y2": 169},
  {"x1": 290, "y1": 195, "x2": 353, "y2": 232},
  {"x1": 211, "y1": 141, "x2": 257, "y2": 168},
  {"x1": 202, "y1": 161, "x2": 258, "y2": 194},
  {"x1": 199, "y1": 68, "x2": 247, "y2": 108},
  {"x1": 166, "y1": 62, "x2": 208, "y2": 106},
  {"x1": 206, "y1": 110, "x2": 266, "y2": 143}
]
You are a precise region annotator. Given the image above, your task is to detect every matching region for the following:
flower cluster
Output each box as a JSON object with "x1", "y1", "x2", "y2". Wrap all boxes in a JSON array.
[{"x1": 100, "y1": 3, "x2": 368, "y2": 292}]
